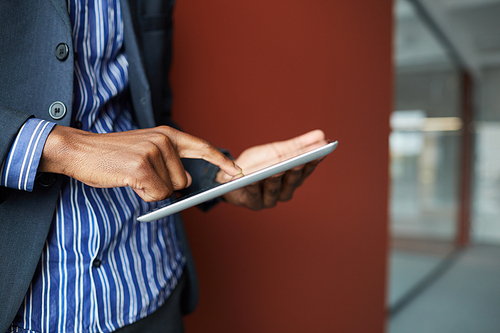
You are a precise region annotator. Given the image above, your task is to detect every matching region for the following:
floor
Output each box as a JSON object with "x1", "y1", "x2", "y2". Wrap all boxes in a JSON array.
[{"x1": 387, "y1": 245, "x2": 500, "y2": 333}]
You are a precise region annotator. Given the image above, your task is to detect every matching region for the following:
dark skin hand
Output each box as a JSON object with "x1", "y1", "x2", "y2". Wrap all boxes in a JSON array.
[
  {"x1": 39, "y1": 125, "x2": 243, "y2": 202},
  {"x1": 39, "y1": 125, "x2": 324, "y2": 210},
  {"x1": 216, "y1": 130, "x2": 326, "y2": 210}
]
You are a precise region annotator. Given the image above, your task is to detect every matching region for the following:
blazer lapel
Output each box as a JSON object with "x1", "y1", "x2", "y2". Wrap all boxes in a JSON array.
[
  {"x1": 121, "y1": 0, "x2": 157, "y2": 129},
  {"x1": 47, "y1": 0, "x2": 72, "y2": 29}
]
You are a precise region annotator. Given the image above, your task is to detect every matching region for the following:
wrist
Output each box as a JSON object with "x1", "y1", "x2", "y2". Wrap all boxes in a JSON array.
[{"x1": 38, "y1": 125, "x2": 89, "y2": 176}]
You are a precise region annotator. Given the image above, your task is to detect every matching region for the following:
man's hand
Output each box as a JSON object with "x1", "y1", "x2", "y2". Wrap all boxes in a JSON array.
[
  {"x1": 216, "y1": 130, "x2": 326, "y2": 210},
  {"x1": 39, "y1": 125, "x2": 242, "y2": 202}
]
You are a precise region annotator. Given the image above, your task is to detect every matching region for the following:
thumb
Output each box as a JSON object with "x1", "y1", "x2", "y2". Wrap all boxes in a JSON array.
[
  {"x1": 290, "y1": 129, "x2": 326, "y2": 150},
  {"x1": 273, "y1": 129, "x2": 327, "y2": 160}
]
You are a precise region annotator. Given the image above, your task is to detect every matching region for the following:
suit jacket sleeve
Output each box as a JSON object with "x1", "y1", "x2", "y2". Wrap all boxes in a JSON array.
[
  {"x1": 0, "y1": 107, "x2": 32, "y2": 202},
  {"x1": 0, "y1": 107, "x2": 32, "y2": 170}
]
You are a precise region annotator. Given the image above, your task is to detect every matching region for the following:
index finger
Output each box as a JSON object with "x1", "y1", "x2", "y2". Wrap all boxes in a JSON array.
[{"x1": 162, "y1": 127, "x2": 243, "y2": 177}]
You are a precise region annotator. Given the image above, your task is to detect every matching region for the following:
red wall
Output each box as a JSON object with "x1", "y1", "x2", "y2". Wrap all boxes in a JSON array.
[{"x1": 170, "y1": 1, "x2": 392, "y2": 332}]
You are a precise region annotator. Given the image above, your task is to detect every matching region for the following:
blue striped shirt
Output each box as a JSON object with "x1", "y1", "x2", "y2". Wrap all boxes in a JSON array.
[{"x1": 2, "y1": 0, "x2": 184, "y2": 332}]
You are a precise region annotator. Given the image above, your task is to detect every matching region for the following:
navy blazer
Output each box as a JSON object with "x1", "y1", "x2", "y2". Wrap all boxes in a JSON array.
[{"x1": 0, "y1": 0, "x2": 206, "y2": 329}]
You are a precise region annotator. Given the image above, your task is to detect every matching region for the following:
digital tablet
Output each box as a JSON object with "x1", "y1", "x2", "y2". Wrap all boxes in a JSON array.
[{"x1": 137, "y1": 140, "x2": 338, "y2": 222}]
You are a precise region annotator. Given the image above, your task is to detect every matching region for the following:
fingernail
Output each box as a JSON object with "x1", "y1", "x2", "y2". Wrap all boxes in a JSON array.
[
  {"x1": 230, "y1": 174, "x2": 244, "y2": 181},
  {"x1": 234, "y1": 163, "x2": 243, "y2": 173}
]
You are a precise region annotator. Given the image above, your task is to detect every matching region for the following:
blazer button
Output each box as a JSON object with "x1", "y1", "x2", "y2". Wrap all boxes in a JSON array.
[
  {"x1": 49, "y1": 101, "x2": 67, "y2": 120},
  {"x1": 37, "y1": 173, "x2": 57, "y2": 187},
  {"x1": 55, "y1": 43, "x2": 69, "y2": 61}
]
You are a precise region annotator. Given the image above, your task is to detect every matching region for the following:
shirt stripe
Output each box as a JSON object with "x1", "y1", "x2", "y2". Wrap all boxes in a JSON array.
[{"x1": 9, "y1": 0, "x2": 184, "y2": 332}]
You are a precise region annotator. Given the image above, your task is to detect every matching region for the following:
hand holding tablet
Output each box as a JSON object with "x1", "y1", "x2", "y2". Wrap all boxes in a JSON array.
[
  {"x1": 138, "y1": 133, "x2": 338, "y2": 222},
  {"x1": 217, "y1": 130, "x2": 335, "y2": 210}
]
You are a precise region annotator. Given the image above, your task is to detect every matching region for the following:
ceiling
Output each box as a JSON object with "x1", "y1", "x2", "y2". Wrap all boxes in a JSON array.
[{"x1": 395, "y1": 0, "x2": 500, "y2": 76}]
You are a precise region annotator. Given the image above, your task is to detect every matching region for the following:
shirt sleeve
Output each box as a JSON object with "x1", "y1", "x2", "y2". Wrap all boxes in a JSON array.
[{"x1": 0, "y1": 118, "x2": 56, "y2": 192}]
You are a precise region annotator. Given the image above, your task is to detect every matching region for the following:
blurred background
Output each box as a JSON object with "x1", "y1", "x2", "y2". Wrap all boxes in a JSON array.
[
  {"x1": 169, "y1": 0, "x2": 500, "y2": 331},
  {"x1": 389, "y1": 0, "x2": 500, "y2": 332}
]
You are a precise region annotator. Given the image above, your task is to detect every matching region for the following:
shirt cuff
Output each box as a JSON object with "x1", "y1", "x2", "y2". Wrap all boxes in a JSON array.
[{"x1": 0, "y1": 119, "x2": 56, "y2": 191}]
